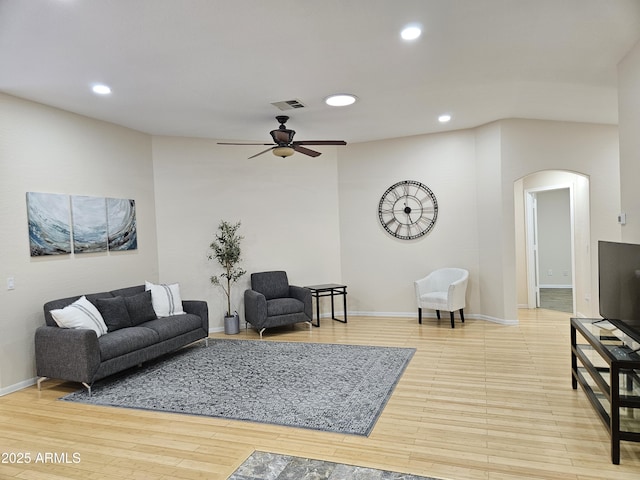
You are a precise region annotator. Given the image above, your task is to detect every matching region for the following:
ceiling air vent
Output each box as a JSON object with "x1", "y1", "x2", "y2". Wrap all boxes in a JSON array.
[{"x1": 271, "y1": 99, "x2": 306, "y2": 111}]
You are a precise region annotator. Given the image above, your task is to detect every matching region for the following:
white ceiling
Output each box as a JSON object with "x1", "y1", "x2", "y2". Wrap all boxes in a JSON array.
[{"x1": 1, "y1": 0, "x2": 640, "y2": 146}]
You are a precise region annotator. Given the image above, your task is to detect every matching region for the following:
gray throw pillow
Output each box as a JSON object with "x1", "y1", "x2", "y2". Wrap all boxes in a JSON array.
[
  {"x1": 96, "y1": 296, "x2": 132, "y2": 332},
  {"x1": 124, "y1": 290, "x2": 157, "y2": 325}
]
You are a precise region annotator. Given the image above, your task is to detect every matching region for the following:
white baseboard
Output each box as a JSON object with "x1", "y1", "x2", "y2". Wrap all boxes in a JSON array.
[
  {"x1": 348, "y1": 311, "x2": 518, "y2": 325},
  {"x1": 220, "y1": 311, "x2": 519, "y2": 326},
  {"x1": 539, "y1": 284, "x2": 573, "y2": 289},
  {"x1": 347, "y1": 311, "x2": 410, "y2": 318},
  {"x1": 0, "y1": 377, "x2": 36, "y2": 397}
]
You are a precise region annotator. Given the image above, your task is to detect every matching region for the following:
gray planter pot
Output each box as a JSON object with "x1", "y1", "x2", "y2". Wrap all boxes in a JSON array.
[{"x1": 224, "y1": 312, "x2": 240, "y2": 335}]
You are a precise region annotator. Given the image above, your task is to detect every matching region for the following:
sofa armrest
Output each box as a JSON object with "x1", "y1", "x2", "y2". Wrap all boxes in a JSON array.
[
  {"x1": 244, "y1": 289, "x2": 267, "y2": 328},
  {"x1": 34, "y1": 326, "x2": 101, "y2": 384},
  {"x1": 182, "y1": 300, "x2": 209, "y2": 333},
  {"x1": 289, "y1": 285, "x2": 312, "y2": 319}
]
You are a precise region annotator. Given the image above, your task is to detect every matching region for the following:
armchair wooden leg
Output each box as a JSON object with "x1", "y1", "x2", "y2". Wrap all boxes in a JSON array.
[
  {"x1": 418, "y1": 308, "x2": 422, "y2": 324},
  {"x1": 450, "y1": 311, "x2": 455, "y2": 328},
  {"x1": 460, "y1": 309, "x2": 465, "y2": 323},
  {"x1": 436, "y1": 310, "x2": 441, "y2": 320}
]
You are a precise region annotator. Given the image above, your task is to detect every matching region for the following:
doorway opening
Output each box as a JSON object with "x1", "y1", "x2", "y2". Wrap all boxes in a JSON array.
[
  {"x1": 515, "y1": 171, "x2": 591, "y2": 318},
  {"x1": 527, "y1": 188, "x2": 573, "y2": 313}
]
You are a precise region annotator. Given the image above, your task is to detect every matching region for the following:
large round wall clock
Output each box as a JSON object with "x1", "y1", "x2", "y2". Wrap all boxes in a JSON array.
[{"x1": 378, "y1": 180, "x2": 438, "y2": 240}]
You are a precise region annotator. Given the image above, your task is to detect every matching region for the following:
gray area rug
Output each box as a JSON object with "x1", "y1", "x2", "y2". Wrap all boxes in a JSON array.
[
  {"x1": 229, "y1": 451, "x2": 442, "y2": 480},
  {"x1": 62, "y1": 339, "x2": 415, "y2": 436}
]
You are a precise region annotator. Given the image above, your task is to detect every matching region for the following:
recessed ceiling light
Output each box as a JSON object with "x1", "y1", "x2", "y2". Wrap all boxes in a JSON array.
[
  {"x1": 438, "y1": 114, "x2": 452, "y2": 123},
  {"x1": 325, "y1": 94, "x2": 357, "y2": 107},
  {"x1": 91, "y1": 84, "x2": 112, "y2": 95},
  {"x1": 401, "y1": 24, "x2": 422, "y2": 41}
]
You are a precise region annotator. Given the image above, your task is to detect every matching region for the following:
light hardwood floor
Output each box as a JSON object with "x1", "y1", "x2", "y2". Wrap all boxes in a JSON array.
[{"x1": 1, "y1": 310, "x2": 639, "y2": 479}]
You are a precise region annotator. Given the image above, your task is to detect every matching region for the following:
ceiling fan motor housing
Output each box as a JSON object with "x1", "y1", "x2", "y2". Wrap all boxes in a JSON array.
[{"x1": 271, "y1": 128, "x2": 295, "y2": 145}]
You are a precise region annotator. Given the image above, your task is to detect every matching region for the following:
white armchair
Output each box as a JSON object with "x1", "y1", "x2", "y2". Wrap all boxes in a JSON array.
[{"x1": 414, "y1": 268, "x2": 469, "y2": 328}]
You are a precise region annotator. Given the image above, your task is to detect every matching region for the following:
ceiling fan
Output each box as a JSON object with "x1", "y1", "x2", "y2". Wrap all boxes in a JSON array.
[{"x1": 218, "y1": 116, "x2": 347, "y2": 158}]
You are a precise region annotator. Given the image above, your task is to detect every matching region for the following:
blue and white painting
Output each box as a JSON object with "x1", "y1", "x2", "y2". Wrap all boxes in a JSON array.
[
  {"x1": 27, "y1": 192, "x2": 72, "y2": 256},
  {"x1": 71, "y1": 195, "x2": 108, "y2": 253},
  {"x1": 107, "y1": 198, "x2": 137, "y2": 251}
]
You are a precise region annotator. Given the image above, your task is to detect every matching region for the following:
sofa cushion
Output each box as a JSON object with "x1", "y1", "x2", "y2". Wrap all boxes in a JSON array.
[
  {"x1": 96, "y1": 296, "x2": 132, "y2": 332},
  {"x1": 98, "y1": 327, "x2": 160, "y2": 361},
  {"x1": 266, "y1": 298, "x2": 304, "y2": 317},
  {"x1": 145, "y1": 281, "x2": 185, "y2": 317},
  {"x1": 138, "y1": 314, "x2": 204, "y2": 342},
  {"x1": 110, "y1": 285, "x2": 145, "y2": 298},
  {"x1": 50, "y1": 296, "x2": 109, "y2": 338},
  {"x1": 124, "y1": 291, "x2": 157, "y2": 326}
]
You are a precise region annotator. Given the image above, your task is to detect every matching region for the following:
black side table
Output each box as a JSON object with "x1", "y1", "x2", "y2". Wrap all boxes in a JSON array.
[{"x1": 304, "y1": 284, "x2": 347, "y2": 327}]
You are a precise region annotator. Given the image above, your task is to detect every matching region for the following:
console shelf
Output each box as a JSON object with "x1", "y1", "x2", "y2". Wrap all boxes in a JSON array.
[{"x1": 571, "y1": 318, "x2": 640, "y2": 464}]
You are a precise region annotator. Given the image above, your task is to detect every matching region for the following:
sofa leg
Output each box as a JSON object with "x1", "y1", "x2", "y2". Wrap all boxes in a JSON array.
[
  {"x1": 418, "y1": 308, "x2": 422, "y2": 324},
  {"x1": 259, "y1": 328, "x2": 266, "y2": 339},
  {"x1": 36, "y1": 376, "x2": 48, "y2": 391},
  {"x1": 82, "y1": 382, "x2": 92, "y2": 396},
  {"x1": 307, "y1": 321, "x2": 312, "y2": 331}
]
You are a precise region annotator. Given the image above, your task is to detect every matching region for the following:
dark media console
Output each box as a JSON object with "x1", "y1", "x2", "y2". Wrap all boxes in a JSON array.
[{"x1": 571, "y1": 318, "x2": 640, "y2": 464}]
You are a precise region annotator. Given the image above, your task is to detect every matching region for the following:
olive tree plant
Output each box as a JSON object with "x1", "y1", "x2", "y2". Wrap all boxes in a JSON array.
[{"x1": 208, "y1": 220, "x2": 246, "y2": 317}]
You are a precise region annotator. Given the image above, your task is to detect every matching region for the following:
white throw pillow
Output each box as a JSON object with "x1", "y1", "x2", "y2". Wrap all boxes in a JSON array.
[
  {"x1": 145, "y1": 281, "x2": 185, "y2": 317},
  {"x1": 50, "y1": 295, "x2": 108, "y2": 337}
]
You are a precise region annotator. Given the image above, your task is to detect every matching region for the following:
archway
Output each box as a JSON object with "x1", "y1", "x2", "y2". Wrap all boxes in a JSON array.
[{"x1": 514, "y1": 170, "x2": 591, "y2": 317}]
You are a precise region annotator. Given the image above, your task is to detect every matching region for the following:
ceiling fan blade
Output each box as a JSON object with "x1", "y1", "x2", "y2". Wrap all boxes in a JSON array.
[
  {"x1": 218, "y1": 142, "x2": 275, "y2": 146},
  {"x1": 248, "y1": 147, "x2": 275, "y2": 159},
  {"x1": 293, "y1": 145, "x2": 322, "y2": 157},
  {"x1": 293, "y1": 140, "x2": 347, "y2": 146}
]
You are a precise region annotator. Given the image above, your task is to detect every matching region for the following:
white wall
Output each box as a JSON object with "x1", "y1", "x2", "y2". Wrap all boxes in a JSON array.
[
  {"x1": 537, "y1": 189, "x2": 572, "y2": 287},
  {"x1": 475, "y1": 122, "x2": 512, "y2": 321},
  {"x1": 337, "y1": 130, "x2": 481, "y2": 318},
  {"x1": 502, "y1": 119, "x2": 620, "y2": 320},
  {"x1": 0, "y1": 93, "x2": 159, "y2": 394},
  {"x1": 619, "y1": 38, "x2": 640, "y2": 243},
  {"x1": 151, "y1": 136, "x2": 343, "y2": 330}
]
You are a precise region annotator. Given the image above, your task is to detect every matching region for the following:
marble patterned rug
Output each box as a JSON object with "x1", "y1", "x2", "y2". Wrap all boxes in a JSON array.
[
  {"x1": 63, "y1": 339, "x2": 415, "y2": 436},
  {"x1": 229, "y1": 451, "x2": 443, "y2": 480}
]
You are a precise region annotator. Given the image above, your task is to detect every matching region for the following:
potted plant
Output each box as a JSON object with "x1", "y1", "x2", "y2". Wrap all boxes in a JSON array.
[{"x1": 208, "y1": 220, "x2": 246, "y2": 334}]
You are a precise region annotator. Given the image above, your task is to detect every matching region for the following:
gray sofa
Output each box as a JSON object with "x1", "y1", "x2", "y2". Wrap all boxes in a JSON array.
[
  {"x1": 35, "y1": 285, "x2": 208, "y2": 394},
  {"x1": 244, "y1": 271, "x2": 312, "y2": 337}
]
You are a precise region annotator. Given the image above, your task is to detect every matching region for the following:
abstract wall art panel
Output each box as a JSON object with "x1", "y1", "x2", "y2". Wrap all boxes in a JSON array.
[
  {"x1": 71, "y1": 195, "x2": 108, "y2": 253},
  {"x1": 107, "y1": 198, "x2": 137, "y2": 251},
  {"x1": 26, "y1": 192, "x2": 72, "y2": 256}
]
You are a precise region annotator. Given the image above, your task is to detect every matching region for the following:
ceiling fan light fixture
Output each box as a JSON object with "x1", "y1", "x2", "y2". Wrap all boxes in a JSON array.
[
  {"x1": 325, "y1": 94, "x2": 357, "y2": 107},
  {"x1": 272, "y1": 146, "x2": 295, "y2": 158}
]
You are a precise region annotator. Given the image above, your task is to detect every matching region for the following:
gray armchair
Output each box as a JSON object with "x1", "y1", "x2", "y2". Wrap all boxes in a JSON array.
[{"x1": 244, "y1": 271, "x2": 313, "y2": 338}]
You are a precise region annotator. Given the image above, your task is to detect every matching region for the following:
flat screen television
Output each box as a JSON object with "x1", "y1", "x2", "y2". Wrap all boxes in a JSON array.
[{"x1": 598, "y1": 240, "x2": 640, "y2": 343}]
